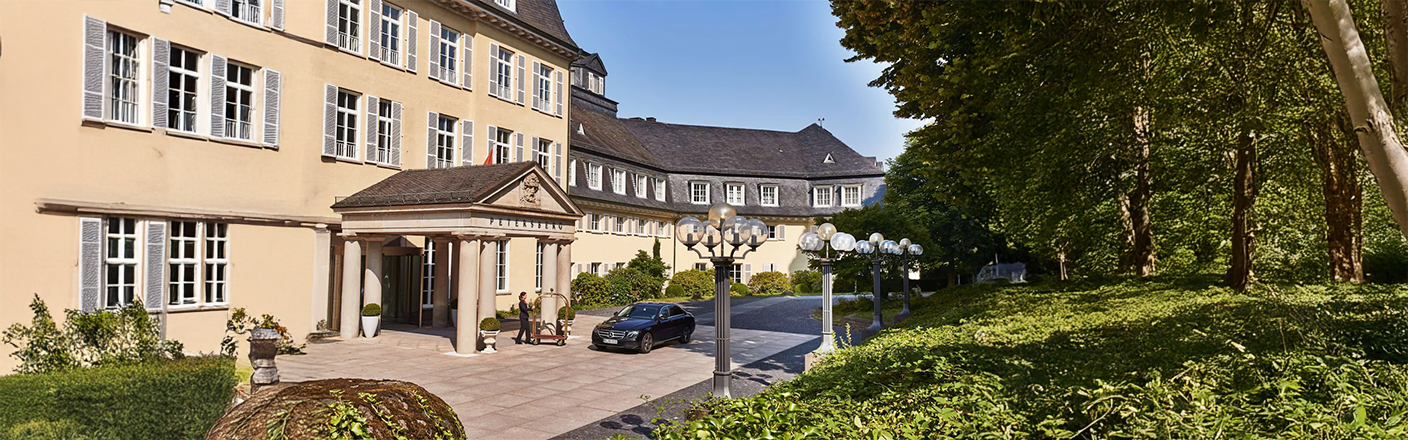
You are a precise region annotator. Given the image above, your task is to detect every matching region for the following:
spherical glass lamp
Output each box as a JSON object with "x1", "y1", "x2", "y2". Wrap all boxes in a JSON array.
[
  {"x1": 881, "y1": 240, "x2": 899, "y2": 255},
  {"x1": 707, "y1": 203, "x2": 737, "y2": 229},
  {"x1": 745, "y1": 219, "x2": 768, "y2": 247},
  {"x1": 899, "y1": 238, "x2": 911, "y2": 249},
  {"x1": 854, "y1": 239, "x2": 874, "y2": 255},
  {"x1": 799, "y1": 231, "x2": 823, "y2": 252},
  {"x1": 817, "y1": 223, "x2": 838, "y2": 241},
  {"x1": 701, "y1": 224, "x2": 723, "y2": 249},
  {"x1": 722, "y1": 215, "x2": 750, "y2": 246},
  {"x1": 677, "y1": 217, "x2": 704, "y2": 247},
  {"x1": 869, "y1": 232, "x2": 884, "y2": 246},
  {"x1": 909, "y1": 244, "x2": 924, "y2": 256},
  {"x1": 831, "y1": 232, "x2": 857, "y2": 252}
]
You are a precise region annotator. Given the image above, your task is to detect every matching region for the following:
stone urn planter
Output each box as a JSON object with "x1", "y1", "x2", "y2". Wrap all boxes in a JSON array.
[
  {"x1": 479, "y1": 317, "x2": 501, "y2": 353},
  {"x1": 557, "y1": 307, "x2": 576, "y2": 337},
  {"x1": 248, "y1": 327, "x2": 281, "y2": 393},
  {"x1": 361, "y1": 303, "x2": 382, "y2": 338}
]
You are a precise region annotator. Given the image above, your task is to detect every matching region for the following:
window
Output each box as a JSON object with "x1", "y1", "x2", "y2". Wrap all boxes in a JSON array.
[
  {"x1": 224, "y1": 63, "x2": 255, "y2": 140},
  {"x1": 169, "y1": 221, "x2": 230, "y2": 306},
  {"x1": 104, "y1": 217, "x2": 139, "y2": 308},
  {"x1": 232, "y1": 0, "x2": 262, "y2": 25},
  {"x1": 431, "y1": 115, "x2": 455, "y2": 168},
  {"x1": 494, "y1": 0, "x2": 515, "y2": 11},
  {"x1": 569, "y1": 160, "x2": 577, "y2": 186},
  {"x1": 635, "y1": 218, "x2": 645, "y2": 235},
  {"x1": 612, "y1": 215, "x2": 623, "y2": 234},
  {"x1": 108, "y1": 31, "x2": 141, "y2": 124},
  {"x1": 767, "y1": 225, "x2": 777, "y2": 240},
  {"x1": 591, "y1": 212, "x2": 603, "y2": 232},
  {"x1": 493, "y1": 128, "x2": 511, "y2": 164},
  {"x1": 841, "y1": 185, "x2": 863, "y2": 207},
  {"x1": 535, "y1": 63, "x2": 552, "y2": 112},
  {"x1": 588, "y1": 164, "x2": 603, "y2": 190},
  {"x1": 535, "y1": 138, "x2": 551, "y2": 170},
  {"x1": 694, "y1": 263, "x2": 707, "y2": 271},
  {"x1": 760, "y1": 184, "x2": 779, "y2": 207},
  {"x1": 375, "y1": 100, "x2": 393, "y2": 164},
  {"x1": 420, "y1": 240, "x2": 436, "y2": 308},
  {"x1": 590, "y1": 262, "x2": 602, "y2": 276},
  {"x1": 635, "y1": 175, "x2": 648, "y2": 198},
  {"x1": 535, "y1": 243, "x2": 544, "y2": 291},
  {"x1": 337, "y1": 0, "x2": 361, "y2": 52},
  {"x1": 813, "y1": 185, "x2": 833, "y2": 207},
  {"x1": 379, "y1": 3, "x2": 402, "y2": 65},
  {"x1": 495, "y1": 241, "x2": 508, "y2": 292},
  {"x1": 438, "y1": 27, "x2": 458, "y2": 81},
  {"x1": 334, "y1": 90, "x2": 359, "y2": 159},
  {"x1": 726, "y1": 183, "x2": 745, "y2": 205},
  {"x1": 731, "y1": 264, "x2": 743, "y2": 284},
  {"x1": 495, "y1": 47, "x2": 514, "y2": 98},
  {"x1": 167, "y1": 47, "x2": 200, "y2": 132},
  {"x1": 690, "y1": 181, "x2": 710, "y2": 204},
  {"x1": 612, "y1": 170, "x2": 627, "y2": 195},
  {"x1": 654, "y1": 178, "x2": 666, "y2": 201}
]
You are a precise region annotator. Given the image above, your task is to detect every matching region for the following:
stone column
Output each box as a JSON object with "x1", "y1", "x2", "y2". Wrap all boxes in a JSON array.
[
  {"x1": 455, "y1": 236, "x2": 479, "y2": 354},
  {"x1": 556, "y1": 241, "x2": 573, "y2": 306},
  {"x1": 362, "y1": 238, "x2": 385, "y2": 338},
  {"x1": 479, "y1": 238, "x2": 499, "y2": 346},
  {"x1": 541, "y1": 242, "x2": 559, "y2": 323},
  {"x1": 310, "y1": 225, "x2": 331, "y2": 332},
  {"x1": 431, "y1": 237, "x2": 451, "y2": 328},
  {"x1": 449, "y1": 240, "x2": 461, "y2": 300},
  {"x1": 339, "y1": 237, "x2": 362, "y2": 340}
]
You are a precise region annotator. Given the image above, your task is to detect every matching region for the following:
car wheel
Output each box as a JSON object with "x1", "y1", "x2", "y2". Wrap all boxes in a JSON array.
[
  {"x1": 638, "y1": 332, "x2": 653, "y2": 354},
  {"x1": 680, "y1": 329, "x2": 692, "y2": 344}
]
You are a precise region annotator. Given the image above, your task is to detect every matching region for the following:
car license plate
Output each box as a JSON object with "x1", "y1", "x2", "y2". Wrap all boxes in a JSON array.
[{"x1": 604, "y1": 338, "x2": 618, "y2": 345}]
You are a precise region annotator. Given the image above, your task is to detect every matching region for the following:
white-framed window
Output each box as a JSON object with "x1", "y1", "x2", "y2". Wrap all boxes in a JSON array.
[
  {"x1": 104, "y1": 217, "x2": 139, "y2": 308},
  {"x1": 232, "y1": 0, "x2": 262, "y2": 26},
  {"x1": 767, "y1": 224, "x2": 777, "y2": 240},
  {"x1": 612, "y1": 169, "x2": 627, "y2": 195},
  {"x1": 493, "y1": 127, "x2": 512, "y2": 164},
  {"x1": 375, "y1": 99, "x2": 394, "y2": 164},
  {"x1": 178, "y1": 0, "x2": 205, "y2": 7},
  {"x1": 438, "y1": 27, "x2": 459, "y2": 81},
  {"x1": 591, "y1": 212, "x2": 603, "y2": 232},
  {"x1": 841, "y1": 185, "x2": 863, "y2": 207},
  {"x1": 690, "y1": 181, "x2": 710, "y2": 205},
  {"x1": 813, "y1": 185, "x2": 833, "y2": 207},
  {"x1": 108, "y1": 30, "x2": 141, "y2": 124},
  {"x1": 379, "y1": 3, "x2": 403, "y2": 65},
  {"x1": 494, "y1": 0, "x2": 515, "y2": 12},
  {"x1": 731, "y1": 264, "x2": 744, "y2": 284},
  {"x1": 655, "y1": 178, "x2": 666, "y2": 201},
  {"x1": 535, "y1": 242, "x2": 544, "y2": 291},
  {"x1": 635, "y1": 218, "x2": 645, "y2": 235},
  {"x1": 612, "y1": 215, "x2": 623, "y2": 234},
  {"x1": 760, "y1": 184, "x2": 779, "y2": 207},
  {"x1": 590, "y1": 262, "x2": 602, "y2": 276},
  {"x1": 167, "y1": 46, "x2": 200, "y2": 133},
  {"x1": 635, "y1": 175, "x2": 648, "y2": 198},
  {"x1": 726, "y1": 183, "x2": 745, "y2": 205},
  {"x1": 432, "y1": 115, "x2": 455, "y2": 168},
  {"x1": 535, "y1": 63, "x2": 553, "y2": 112},
  {"x1": 335, "y1": 89, "x2": 359, "y2": 159},
  {"x1": 337, "y1": 0, "x2": 361, "y2": 52},
  {"x1": 495, "y1": 241, "x2": 508, "y2": 292},
  {"x1": 224, "y1": 62, "x2": 255, "y2": 140},
  {"x1": 535, "y1": 138, "x2": 551, "y2": 170},
  {"x1": 495, "y1": 47, "x2": 514, "y2": 98},
  {"x1": 420, "y1": 240, "x2": 436, "y2": 308},
  {"x1": 168, "y1": 221, "x2": 230, "y2": 307},
  {"x1": 694, "y1": 263, "x2": 707, "y2": 272},
  {"x1": 569, "y1": 159, "x2": 578, "y2": 186},
  {"x1": 588, "y1": 163, "x2": 603, "y2": 190},
  {"x1": 203, "y1": 223, "x2": 229, "y2": 304}
]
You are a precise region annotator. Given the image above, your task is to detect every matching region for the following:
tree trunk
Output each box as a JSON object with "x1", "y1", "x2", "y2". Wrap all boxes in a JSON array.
[
  {"x1": 1311, "y1": 114, "x2": 1366, "y2": 282},
  {"x1": 1129, "y1": 105, "x2": 1156, "y2": 277},
  {"x1": 1226, "y1": 131, "x2": 1258, "y2": 292},
  {"x1": 1384, "y1": 0, "x2": 1408, "y2": 114},
  {"x1": 1307, "y1": 0, "x2": 1408, "y2": 240}
]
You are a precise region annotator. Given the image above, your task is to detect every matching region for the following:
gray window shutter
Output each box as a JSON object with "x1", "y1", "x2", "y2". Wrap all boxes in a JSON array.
[
  {"x1": 210, "y1": 55, "x2": 227, "y2": 138},
  {"x1": 390, "y1": 101, "x2": 403, "y2": 167},
  {"x1": 462, "y1": 35, "x2": 473, "y2": 89},
  {"x1": 487, "y1": 44, "x2": 500, "y2": 98},
  {"x1": 144, "y1": 221, "x2": 166, "y2": 311},
  {"x1": 151, "y1": 38, "x2": 170, "y2": 129},
  {"x1": 487, "y1": 125, "x2": 497, "y2": 162},
  {"x1": 82, "y1": 16, "x2": 106, "y2": 120},
  {"x1": 530, "y1": 136, "x2": 539, "y2": 166},
  {"x1": 324, "y1": 0, "x2": 338, "y2": 45},
  {"x1": 554, "y1": 142, "x2": 562, "y2": 179},
  {"x1": 777, "y1": 225, "x2": 785, "y2": 240},
  {"x1": 78, "y1": 217, "x2": 103, "y2": 312},
  {"x1": 271, "y1": 0, "x2": 285, "y2": 30},
  {"x1": 263, "y1": 69, "x2": 281, "y2": 147},
  {"x1": 531, "y1": 60, "x2": 541, "y2": 110},
  {"x1": 426, "y1": 111, "x2": 438, "y2": 168},
  {"x1": 554, "y1": 70, "x2": 564, "y2": 116},
  {"x1": 515, "y1": 54, "x2": 526, "y2": 105},
  {"x1": 515, "y1": 132, "x2": 524, "y2": 162},
  {"x1": 460, "y1": 120, "x2": 473, "y2": 166},
  {"x1": 323, "y1": 83, "x2": 338, "y2": 157},
  {"x1": 744, "y1": 264, "x2": 752, "y2": 284},
  {"x1": 427, "y1": 20, "x2": 441, "y2": 80},
  {"x1": 405, "y1": 10, "x2": 418, "y2": 72},
  {"x1": 368, "y1": 0, "x2": 382, "y2": 60},
  {"x1": 216, "y1": 0, "x2": 232, "y2": 16},
  {"x1": 365, "y1": 95, "x2": 379, "y2": 163}
]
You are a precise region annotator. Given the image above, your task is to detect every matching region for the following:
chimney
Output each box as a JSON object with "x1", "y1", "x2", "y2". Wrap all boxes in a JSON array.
[{"x1": 646, "y1": 117, "x2": 656, "y2": 122}]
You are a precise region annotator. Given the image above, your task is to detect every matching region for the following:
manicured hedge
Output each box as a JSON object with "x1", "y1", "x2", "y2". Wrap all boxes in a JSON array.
[
  {"x1": 0, "y1": 356, "x2": 236, "y2": 440},
  {"x1": 669, "y1": 269, "x2": 715, "y2": 299},
  {"x1": 747, "y1": 271, "x2": 790, "y2": 295}
]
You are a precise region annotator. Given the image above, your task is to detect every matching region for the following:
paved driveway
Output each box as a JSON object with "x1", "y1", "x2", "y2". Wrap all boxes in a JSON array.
[{"x1": 277, "y1": 313, "x2": 815, "y2": 440}]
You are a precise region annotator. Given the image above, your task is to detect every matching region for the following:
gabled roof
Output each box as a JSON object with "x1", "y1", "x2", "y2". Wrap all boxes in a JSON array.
[
  {"x1": 332, "y1": 163, "x2": 538, "y2": 208},
  {"x1": 450, "y1": 0, "x2": 577, "y2": 49},
  {"x1": 619, "y1": 119, "x2": 883, "y2": 178},
  {"x1": 572, "y1": 53, "x2": 608, "y2": 76}
]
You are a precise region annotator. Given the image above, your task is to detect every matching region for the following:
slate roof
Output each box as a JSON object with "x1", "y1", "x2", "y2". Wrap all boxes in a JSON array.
[
  {"x1": 463, "y1": 0, "x2": 577, "y2": 49},
  {"x1": 572, "y1": 53, "x2": 607, "y2": 75},
  {"x1": 571, "y1": 106, "x2": 661, "y2": 169},
  {"x1": 619, "y1": 119, "x2": 883, "y2": 179},
  {"x1": 332, "y1": 163, "x2": 537, "y2": 208}
]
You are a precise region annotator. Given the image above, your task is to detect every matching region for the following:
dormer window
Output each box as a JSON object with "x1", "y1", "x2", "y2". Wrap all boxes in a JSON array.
[
  {"x1": 690, "y1": 181, "x2": 710, "y2": 204},
  {"x1": 841, "y1": 185, "x2": 863, "y2": 207},
  {"x1": 813, "y1": 185, "x2": 833, "y2": 207},
  {"x1": 612, "y1": 169, "x2": 627, "y2": 195},
  {"x1": 588, "y1": 163, "x2": 602, "y2": 190},
  {"x1": 823, "y1": 153, "x2": 835, "y2": 164},
  {"x1": 494, "y1": 0, "x2": 515, "y2": 12},
  {"x1": 635, "y1": 175, "x2": 648, "y2": 198}
]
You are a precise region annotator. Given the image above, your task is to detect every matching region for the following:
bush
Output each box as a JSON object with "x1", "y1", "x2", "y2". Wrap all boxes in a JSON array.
[
  {"x1": 478, "y1": 318, "x2": 500, "y2": 332},
  {"x1": 558, "y1": 307, "x2": 576, "y2": 321},
  {"x1": 730, "y1": 282, "x2": 749, "y2": 297},
  {"x1": 0, "y1": 356, "x2": 236, "y2": 440},
  {"x1": 361, "y1": 303, "x2": 381, "y2": 316},
  {"x1": 747, "y1": 272, "x2": 790, "y2": 295},
  {"x1": 670, "y1": 269, "x2": 715, "y2": 300},
  {"x1": 665, "y1": 284, "x2": 686, "y2": 298},
  {"x1": 791, "y1": 269, "x2": 822, "y2": 294},
  {"x1": 606, "y1": 267, "x2": 664, "y2": 301},
  {"x1": 221, "y1": 308, "x2": 303, "y2": 357},
  {"x1": 834, "y1": 295, "x2": 874, "y2": 315},
  {"x1": 571, "y1": 273, "x2": 610, "y2": 306},
  {"x1": 3, "y1": 420, "x2": 91, "y2": 440},
  {"x1": 2, "y1": 295, "x2": 182, "y2": 374}
]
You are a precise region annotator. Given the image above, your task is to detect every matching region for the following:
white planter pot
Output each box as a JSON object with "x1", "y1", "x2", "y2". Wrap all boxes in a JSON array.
[
  {"x1": 480, "y1": 330, "x2": 500, "y2": 353},
  {"x1": 451, "y1": 309, "x2": 458, "y2": 328},
  {"x1": 361, "y1": 316, "x2": 381, "y2": 338},
  {"x1": 561, "y1": 320, "x2": 573, "y2": 336}
]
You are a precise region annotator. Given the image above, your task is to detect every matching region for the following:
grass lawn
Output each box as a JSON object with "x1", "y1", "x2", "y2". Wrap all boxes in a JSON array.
[{"x1": 657, "y1": 276, "x2": 1408, "y2": 439}]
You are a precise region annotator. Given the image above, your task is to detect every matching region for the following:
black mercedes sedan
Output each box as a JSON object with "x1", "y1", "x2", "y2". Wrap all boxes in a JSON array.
[{"x1": 592, "y1": 302, "x2": 695, "y2": 353}]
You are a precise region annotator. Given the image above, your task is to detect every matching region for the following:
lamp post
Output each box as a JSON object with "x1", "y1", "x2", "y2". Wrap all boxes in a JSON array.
[
  {"x1": 798, "y1": 223, "x2": 856, "y2": 355},
  {"x1": 854, "y1": 233, "x2": 896, "y2": 332},
  {"x1": 894, "y1": 239, "x2": 923, "y2": 322},
  {"x1": 675, "y1": 203, "x2": 767, "y2": 398}
]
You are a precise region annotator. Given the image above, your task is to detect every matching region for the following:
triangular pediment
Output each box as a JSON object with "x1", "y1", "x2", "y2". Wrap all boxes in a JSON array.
[{"x1": 480, "y1": 165, "x2": 582, "y2": 216}]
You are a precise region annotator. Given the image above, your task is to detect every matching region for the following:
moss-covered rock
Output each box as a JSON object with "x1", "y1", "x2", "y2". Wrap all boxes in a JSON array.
[{"x1": 204, "y1": 378, "x2": 462, "y2": 440}]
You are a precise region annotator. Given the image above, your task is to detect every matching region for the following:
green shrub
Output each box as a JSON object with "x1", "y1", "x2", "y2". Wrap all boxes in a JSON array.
[
  {"x1": 571, "y1": 273, "x2": 610, "y2": 306},
  {"x1": 791, "y1": 269, "x2": 822, "y2": 294},
  {"x1": 834, "y1": 295, "x2": 874, "y2": 315},
  {"x1": 747, "y1": 271, "x2": 790, "y2": 295},
  {"x1": 3, "y1": 296, "x2": 182, "y2": 374},
  {"x1": 670, "y1": 269, "x2": 715, "y2": 299},
  {"x1": 730, "y1": 282, "x2": 749, "y2": 297},
  {"x1": 478, "y1": 318, "x2": 500, "y2": 332},
  {"x1": 221, "y1": 308, "x2": 302, "y2": 357},
  {"x1": 3, "y1": 420, "x2": 91, "y2": 440},
  {"x1": 361, "y1": 303, "x2": 381, "y2": 316},
  {"x1": 664, "y1": 284, "x2": 686, "y2": 298},
  {"x1": 607, "y1": 267, "x2": 664, "y2": 301},
  {"x1": 626, "y1": 249, "x2": 669, "y2": 280},
  {"x1": 557, "y1": 307, "x2": 576, "y2": 321},
  {"x1": 0, "y1": 357, "x2": 236, "y2": 440}
]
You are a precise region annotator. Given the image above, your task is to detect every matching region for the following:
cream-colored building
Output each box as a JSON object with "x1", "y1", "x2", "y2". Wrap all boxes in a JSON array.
[{"x1": 0, "y1": 0, "x2": 882, "y2": 372}]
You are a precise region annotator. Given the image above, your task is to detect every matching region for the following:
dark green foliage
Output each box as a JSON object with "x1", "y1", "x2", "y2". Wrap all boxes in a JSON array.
[
  {"x1": 790, "y1": 270, "x2": 821, "y2": 294},
  {"x1": 626, "y1": 250, "x2": 669, "y2": 280},
  {"x1": 478, "y1": 318, "x2": 499, "y2": 332},
  {"x1": 0, "y1": 357, "x2": 236, "y2": 440},
  {"x1": 221, "y1": 308, "x2": 303, "y2": 357},
  {"x1": 669, "y1": 269, "x2": 714, "y2": 300},
  {"x1": 2, "y1": 296, "x2": 74, "y2": 375},
  {"x1": 360, "y1": 303, "x2": 381, "y2": 317},
  {"x1": 664, "y1": 284, "x2": 685, "y2": 298},
  {"x1": 606, "y1": 267, "x2": 664, "y2": 302},
  {"x1": 730, "y1": 282, "x2": 748, "y2": 297},
  {"x1": 2, "y1": 420, "x2": 91, "y2": 440},
  {"x1": 557, "y1": 307, "x2": 575, "y2": 321},
  {"x1": 833, "y1": 295, "x2": 873, "y2": 315},
  {"x1": 571, "y1": 272, "x2": 610, "y2": 306},
  {"x1": 820, "y1": 204, "x2": 931, "y2": 297},
  {"x1": 747, "y1": 271, "x2": 790, "y2": 295},
  {"x1": 3, "y1": 296, "x2": 182, "y2": 374}
]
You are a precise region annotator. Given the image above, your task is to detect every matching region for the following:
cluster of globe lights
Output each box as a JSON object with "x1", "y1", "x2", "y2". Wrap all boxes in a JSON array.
[
  {"x1": 676, "y1": 203, "x2": 768, "y2": 252},
  {"x1": 798, "y1": 223, "x2": 856, "y2": 254},
  {"x1": 849, "y1": 232, "x2": 924, "y2": 257}
]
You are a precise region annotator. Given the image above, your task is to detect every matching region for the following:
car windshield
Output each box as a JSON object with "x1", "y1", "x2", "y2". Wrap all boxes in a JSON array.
[{"x1": 615, "y1": 305, "x2": 661, "y2": 319}]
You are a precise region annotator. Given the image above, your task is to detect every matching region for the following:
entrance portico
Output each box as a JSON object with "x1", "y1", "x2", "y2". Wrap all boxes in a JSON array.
[{"x1": 331, "y1": 163, "x2": 582, "y2": 354}]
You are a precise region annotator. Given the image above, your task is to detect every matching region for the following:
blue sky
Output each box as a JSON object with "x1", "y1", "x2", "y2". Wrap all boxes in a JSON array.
[{"x1": 556, "y1": 0, "x2": 926, "y2": 163}]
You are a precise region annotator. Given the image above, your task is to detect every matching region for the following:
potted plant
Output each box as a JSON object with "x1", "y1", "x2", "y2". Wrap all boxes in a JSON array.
[
  {"x1": 557, "y1": 306, "x2": 576, "y2": 336},
  {"x1": 449, "y1": 297, "x2": 458, "y2": 328},
  {"x1": 479, "y1": 317, "x2": 501, "y2": 353},
  {"x1": 224, "y1": 308, "x2": 284, "y2": 392},
  {"x1": 361, "y1": 303, "x2": 381, "y2": 338}
]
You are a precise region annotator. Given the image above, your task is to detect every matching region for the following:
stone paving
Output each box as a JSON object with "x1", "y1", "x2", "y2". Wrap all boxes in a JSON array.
[{"x1": 278, "y1": 313, "x2": 816, "y2": 440}]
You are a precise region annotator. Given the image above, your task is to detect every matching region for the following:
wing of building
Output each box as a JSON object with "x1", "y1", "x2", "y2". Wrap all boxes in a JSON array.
[{"x1": 0, "y1": 0, "x2": 882, "y2": 369}]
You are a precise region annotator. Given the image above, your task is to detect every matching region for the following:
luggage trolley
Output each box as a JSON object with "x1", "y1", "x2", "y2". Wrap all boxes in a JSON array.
[{"x1": 529, "y1": 292, "x2": 570, "y2": 346}]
